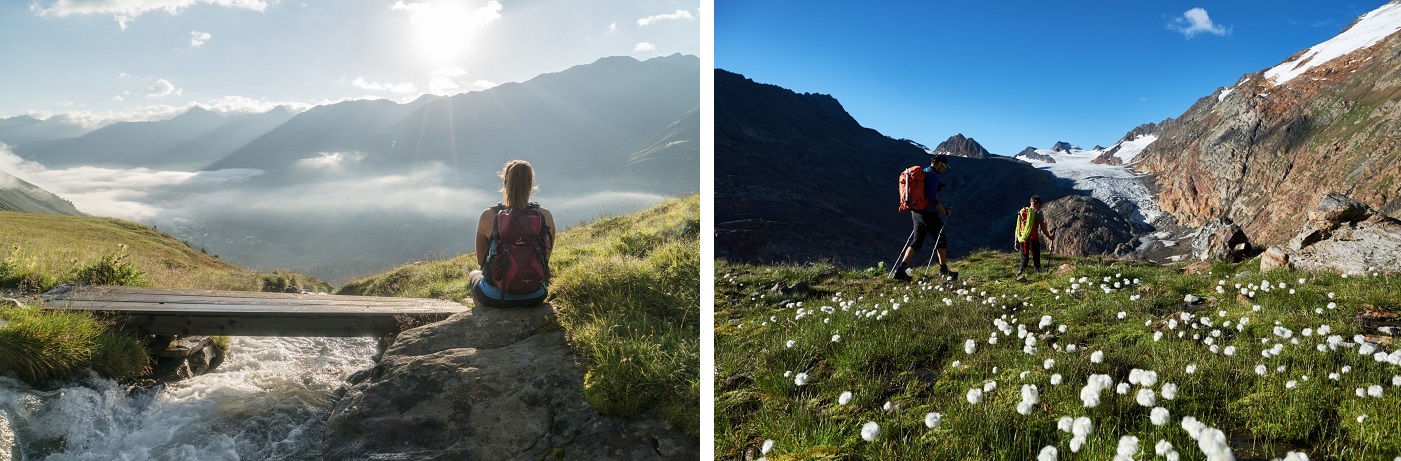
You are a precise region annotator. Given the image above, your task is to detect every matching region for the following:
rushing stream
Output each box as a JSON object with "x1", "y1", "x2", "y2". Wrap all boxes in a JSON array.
[{"x1": 0, "y1": 337, "x2": 376, "y2": 461}]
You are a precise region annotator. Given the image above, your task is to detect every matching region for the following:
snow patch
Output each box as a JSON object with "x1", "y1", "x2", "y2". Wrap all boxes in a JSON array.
[
  {"x1": 1217, "y1": 88, "x2": 1234, "y2": 102},
  {"x1": 1265, "y1": 2, "x2": 1401, "y2": 86},
  {"x1": 1114, "y1": 134, "x2": 1156, "y2": 164}
]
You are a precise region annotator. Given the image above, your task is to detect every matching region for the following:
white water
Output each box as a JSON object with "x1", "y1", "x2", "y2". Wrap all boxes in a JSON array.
[{"x1": 0, "y1": 337, "x2": 375, "y2": 461}]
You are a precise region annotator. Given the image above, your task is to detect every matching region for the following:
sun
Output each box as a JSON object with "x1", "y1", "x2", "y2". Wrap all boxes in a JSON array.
[{"x1": 397, "y1": 1, "x2": 503, "y2": 62}]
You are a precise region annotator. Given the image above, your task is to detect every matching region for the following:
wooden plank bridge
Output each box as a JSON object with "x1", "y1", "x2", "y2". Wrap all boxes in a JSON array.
[{"x1": 40, "y1": 284, "x2": 469, "y2": 337}]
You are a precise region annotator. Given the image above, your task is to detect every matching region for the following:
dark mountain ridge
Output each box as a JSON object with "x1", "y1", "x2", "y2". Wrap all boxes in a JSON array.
[{"x1": 716, "y1": 69, "x2": 1082, "y2": 267}]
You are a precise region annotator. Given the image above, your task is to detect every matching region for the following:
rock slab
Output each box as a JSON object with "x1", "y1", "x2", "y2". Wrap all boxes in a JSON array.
[
  {"x1": 1262, "y1": 193, "x2": 1401, "y2": 274},
  {"x1": 322, "y1": 304, "x2": 697, "y2": 460}
]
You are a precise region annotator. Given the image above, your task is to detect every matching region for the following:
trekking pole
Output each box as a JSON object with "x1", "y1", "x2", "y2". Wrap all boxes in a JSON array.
[
  {"x1": 923, "y1": 213, "x2": 946, "y2": 273},
  {"x1": 889, "y1": 227, "x2": 919, "y2": 277}
]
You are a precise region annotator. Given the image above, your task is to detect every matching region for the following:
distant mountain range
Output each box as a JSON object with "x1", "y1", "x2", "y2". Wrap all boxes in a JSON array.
[
  {"x1": 6, "y1": 54, "x2": 700, "y2": 196},
  {"x1": 1, "y1": 54, "x2": 699, "y2": 282}
]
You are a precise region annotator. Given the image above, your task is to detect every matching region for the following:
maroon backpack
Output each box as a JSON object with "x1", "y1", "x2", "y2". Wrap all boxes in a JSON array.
[{"x1": 484, "y1": 203, "x2": 552, "y2": 295}]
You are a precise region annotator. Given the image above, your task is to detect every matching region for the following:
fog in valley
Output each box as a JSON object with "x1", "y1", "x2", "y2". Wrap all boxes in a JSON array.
[{"x1": 1, "y1": 145, "x2": 670, "y2": 284}]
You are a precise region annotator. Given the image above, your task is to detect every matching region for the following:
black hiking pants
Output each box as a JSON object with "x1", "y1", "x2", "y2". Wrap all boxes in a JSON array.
[
  {"x1": 904, "y1": 210, "x2": 947, "y2": 254},
  {"x1": 1019, "y1": 238, "x2": 1042, "y2": 273}
]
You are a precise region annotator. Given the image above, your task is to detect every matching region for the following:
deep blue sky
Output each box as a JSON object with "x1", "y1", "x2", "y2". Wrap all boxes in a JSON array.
[{"x1": 717, "y1": 1, "x2": 1387, "y2": 155}]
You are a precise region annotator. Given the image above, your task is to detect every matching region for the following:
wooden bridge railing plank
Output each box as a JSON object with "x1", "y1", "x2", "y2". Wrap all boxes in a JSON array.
[{"x1": 40, "y1": 285, "x2": 468, "y2": 337}]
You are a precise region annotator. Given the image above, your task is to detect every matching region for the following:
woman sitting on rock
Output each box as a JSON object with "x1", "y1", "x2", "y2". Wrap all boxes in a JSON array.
[{"x1": 468, "y1": 160, "x2": 556, "y2": 307}]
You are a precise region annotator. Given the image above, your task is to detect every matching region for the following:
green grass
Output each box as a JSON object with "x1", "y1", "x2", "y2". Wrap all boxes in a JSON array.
[
  {"x1": 337, "y1": 195, "x2": 701, "y2": 436},
  {"x1": 0, "y1": 211, "x2": 332, "y2": 385},
  {"x1": 716, "y1": 251, "x2": 1401, "y2": 460}
]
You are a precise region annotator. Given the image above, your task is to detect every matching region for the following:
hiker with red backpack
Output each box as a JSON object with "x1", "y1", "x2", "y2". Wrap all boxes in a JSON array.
[
  {"x1": 1014, "y1": 195, "x2": 1055, "y2": 280},
  {"x1": 469, "y1": 160, "x2": 556, "y2": 307},
  {"x1": 892, "y1": 154, "x2": 957, "y2": 281}
]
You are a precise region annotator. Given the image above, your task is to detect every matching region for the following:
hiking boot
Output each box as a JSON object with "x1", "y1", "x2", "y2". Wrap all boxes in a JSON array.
[
  {"x1": 892, "y1": 264, "x2": 913, "y2": 281},
  {"x1": 939, "y1": 268, "x2": 959, "y2": 280},
  {"x1": 1015, "y1": 275, "x2": 1028, "y2": 282}
]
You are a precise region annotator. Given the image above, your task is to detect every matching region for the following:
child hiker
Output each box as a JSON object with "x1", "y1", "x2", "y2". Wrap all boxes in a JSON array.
[{"x1": 1014, "y1": 195, "x2": 1054, "y2": 279}]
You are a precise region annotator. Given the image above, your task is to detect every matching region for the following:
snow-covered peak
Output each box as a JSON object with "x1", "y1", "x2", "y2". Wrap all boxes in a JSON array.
[
  {"x1": 1112, "y1": 134, "x2": 1157, "y2": 164},
  {"x1": 1265, "y1": 2, "x2": 1401, "y2": 87},
  {"x1": 1016, "y1": 145, "x2": 1106, "y2": 165}
]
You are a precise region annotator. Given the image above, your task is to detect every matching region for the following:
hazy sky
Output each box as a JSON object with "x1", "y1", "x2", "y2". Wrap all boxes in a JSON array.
[
  {"x1": 717, "y1": 1, "x2": 1386, "y2": 155},
  {"x1": 1, "y1": 0, "x2": 700, "y2": 126}
]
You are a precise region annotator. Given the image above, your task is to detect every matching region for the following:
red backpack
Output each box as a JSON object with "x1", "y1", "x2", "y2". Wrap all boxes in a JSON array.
[
  {"x1": 898, "y1": 165, "x2": 930, "y2": 212},
  {"x1": 484, "y1": 203, "x2": 552, "y2": 295}
]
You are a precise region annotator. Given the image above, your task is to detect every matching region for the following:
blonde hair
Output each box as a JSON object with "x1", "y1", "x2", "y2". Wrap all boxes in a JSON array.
[{"x1": 499, "y1": 160, "x2": 536, "y2": 209}]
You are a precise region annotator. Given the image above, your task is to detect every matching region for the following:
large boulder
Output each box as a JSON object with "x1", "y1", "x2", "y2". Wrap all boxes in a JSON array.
[
  {"x1": 1191, "y1": 218, "x2": 1253, "y2": 262},
  {"x1": 1262, "y1": 193, "x2": 1401, "y2": 274},
  {"x1": 1041, "y1": 195, "x2": 1136, "y2": 257},
  {"x1": 322, "y1": 304, "x2": 697, "y2": 460}
]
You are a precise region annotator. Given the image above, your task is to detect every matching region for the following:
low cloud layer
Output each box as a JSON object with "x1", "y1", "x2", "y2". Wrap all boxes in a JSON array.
[{"x1": 0, "y1": 144, "x2": 667, "y2": 280}]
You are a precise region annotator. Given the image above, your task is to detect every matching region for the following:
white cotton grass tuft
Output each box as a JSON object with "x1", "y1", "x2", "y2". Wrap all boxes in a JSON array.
[
  {"x1": 925, "y1": 412, "x2": 942, "y2": 429},
  {"x1": 838, "y1": 391, "x2": 853, "y2": 405},
  {"x1": 1151, "y1": 406, "x2": 1170, "y2": 426},
  {"x1": 1051, "y1": 374, "x2": 1063, "y2": 385},
  {"x1": 786, "y1": 339, "x2": 796, "y2": 348},
  {"x1": 831, "y1": 334, "x2": 841, "y2": 342},
  {"x1": 967, "y1": 388, "x2": 984, "y2": 404},
  {"x1": 883, "y1": 401, "x2": 893, "y2": 411},
  {"x1": 761, "y1": 439, "x2": 775, "y2": 455},
  {"x1": 1280, "y1": 451, "x2": 1309, "y2": 461},
  {"x1": 794, "y1": 372, "x2": 809, "y2": 386},
  {"x1": 1058, "y1": 416, "x2": 1074, "y2": 433},
  {"x1": 1038, "y1": 445, "x2": 1059, "y2": 461},
  {"x1": 965, "y1": 339, "x2": 977, "y2": 355},
  {"x1": 860, "y1": 421, "x2": 880, "y2": 442},
  {"x1": 1137, "y1": 388, "x2": 1157, "y2": 407},
  {"x1": 1091, "y1": 350, "x2": 1105, "y2": 363},
  {"x1": 1155, "y1": 439, "x2": 1175, "y2": 456},
  {"x1": 1117, "y1": 382, "x2": 1131, "y2": 395},
  {"x1": 1161, "y1": 382, "x2": 1178, "y2": 400},
  {"x1": 1114, "y1": 435, "x2": 1140, "y2": 461},
  {"x1": 1186, "y1": 364, "x2": 1198, "y2": 374}
]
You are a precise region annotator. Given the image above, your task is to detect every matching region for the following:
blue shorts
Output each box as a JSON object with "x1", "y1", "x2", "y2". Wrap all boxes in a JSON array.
[{"x1": 469, "y1": 270, "x2": 547, "y2": 308}]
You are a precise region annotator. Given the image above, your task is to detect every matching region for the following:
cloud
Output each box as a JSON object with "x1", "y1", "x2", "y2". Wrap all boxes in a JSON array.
[
  {"x1": 190, "y1": 30, "x2": 211, "y2": 47},
  {"x1": 637, "y1": 9, "x2": 693, "y2": 26},
  {"x1": 472, "y1": 80, "x2": 496, "y2": 90},
  {"x1": 352, "y1": 77, "x2": 417, "y2": 94},
  {"x1": 634, "y1": 42, "x2": 657, "y2": 53},
  {"x1": 31, "y1": 0, "x2": 269, "y2": 28},
  {"x1": 144, "y1": 79, "x2": 181, "y2": 98},
  {"x1": 297, "y1": 151, "x2": 364, "y2": 169},
  {"x1": 608, "y1": 21, "x2": 617, "y2": 33},
  {"x1": 1169, "y1": 8, "x2": 1229, "y2": 38}
]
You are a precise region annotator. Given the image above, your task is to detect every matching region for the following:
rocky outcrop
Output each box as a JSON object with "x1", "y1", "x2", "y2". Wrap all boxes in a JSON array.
[
  {"x1": 934, "y1": 133, "x2": 991, "y2": 159},
  {"x1": 148, "y1": 335, "x2": 226, "y2": 382},
  {"x1": 1016, "y1": 147, "x2": 1056, "y2": 163},
  {"x1": 1051, "y1": 141, "x2": 1076, "y2": 153},
  {"x1": 1262, "y1": 193, "x2": 1401, "y2": 274},
  {"x1": 1133, "y1": 11, "x2": 1401, "y2": 248},
  {"x1": 1041, "y1": 195, "x2": 1136, "y2": 257},
  {"x1": 322, "y1": 305, "x2": 696, "y2": 460},
  {"x1": 1191, "y1": 218, "x2": 1253, "y2": 262}
]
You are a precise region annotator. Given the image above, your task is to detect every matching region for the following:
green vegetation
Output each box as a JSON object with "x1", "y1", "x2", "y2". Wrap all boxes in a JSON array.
[
  {"x1": 339, "y1": 195, "x2": 701, "y2": 436},
  {"x1": 0, "y1": 211, "x2": 331, "y2": 385},
  {"x1": 716, "y1": 251, "x2": 1401, "y2": 460}
]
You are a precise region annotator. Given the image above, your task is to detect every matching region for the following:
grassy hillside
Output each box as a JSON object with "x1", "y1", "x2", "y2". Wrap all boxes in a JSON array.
[
  {"x1": 338, "y1": 195, "x2": 700, "y2": 435},
  {"x1": 717, "y1": 252, "x2": 1401, "y2": 460},
  {"x1": 0, "y1": 210, "x2": 330, "y2": 293},
  {"x1": 0, "y1": 211, "x2": 331, "y2": 385}
]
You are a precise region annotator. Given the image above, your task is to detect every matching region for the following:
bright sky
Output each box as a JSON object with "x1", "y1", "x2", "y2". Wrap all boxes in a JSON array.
[
  {"x1": 716, "y1": 1, "x2": 1389, "y2": 155},
  {"x1": 0, "y1": 0, "x2": 700, "y2": 127}
]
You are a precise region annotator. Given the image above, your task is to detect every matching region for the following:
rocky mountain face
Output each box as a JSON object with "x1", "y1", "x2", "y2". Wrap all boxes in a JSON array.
[
  {"x1": 716, "y1": 69, "x2": 1081, "y2": 267},
  {"x1": 1133, "y1": 19, "x2": 1401, "y2": 249},
  {"x1": 1051, "y1": 141, "x2": 1076, "y2": 153},
  {"x1": 934, "y1": 133, "x2": 992, "y2": 158}
]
